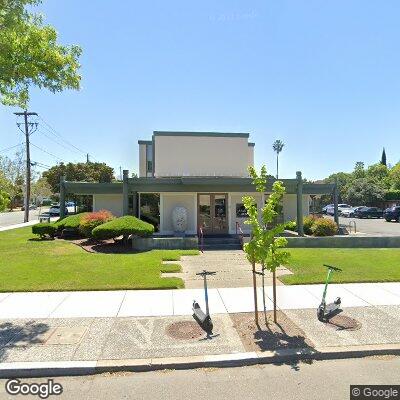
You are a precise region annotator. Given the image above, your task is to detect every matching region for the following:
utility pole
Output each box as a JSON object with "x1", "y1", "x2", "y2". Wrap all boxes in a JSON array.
[
  {"x1": 86, "y1": 153, "x2": 90, "y2": 163},
  {"x1": 14, "y1": 111, "x2": 38, "y2": 223}
]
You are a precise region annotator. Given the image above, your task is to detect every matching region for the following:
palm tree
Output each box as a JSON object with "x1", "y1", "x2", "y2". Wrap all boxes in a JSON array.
[{"x1": 272, "y1": 140, "x2": 285, "y2": 179}]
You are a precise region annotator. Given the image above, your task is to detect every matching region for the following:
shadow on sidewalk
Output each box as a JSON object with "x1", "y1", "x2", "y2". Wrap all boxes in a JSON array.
[
  {"x1": 231, "y1": 311, "x2": 319, "y2": 371},
  {"x1": 0, "y1": 321, "x2": 50, "y2": 362}
]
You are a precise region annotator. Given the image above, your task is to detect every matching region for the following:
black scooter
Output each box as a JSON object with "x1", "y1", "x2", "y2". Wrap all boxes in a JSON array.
[{"x1": 317, "y1": 264, "x2": 342, "y2": 322}]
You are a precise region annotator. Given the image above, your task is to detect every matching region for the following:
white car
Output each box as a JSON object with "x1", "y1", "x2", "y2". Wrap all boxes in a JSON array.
[
  {"x1": 341, "y1": 206, "x2": 366, "y2": 218},
  {"x1": 326, "y1": 204, "x2": 352, "y2": 216}
]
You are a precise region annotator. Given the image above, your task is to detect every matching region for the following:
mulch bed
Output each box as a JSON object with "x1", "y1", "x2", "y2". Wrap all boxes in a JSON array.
[
  {"x1": 231, "y1": 311, "x2": 315, "y2": 352},
  {"x1": 70, "y1": 238, "x2": 137, "y2": 254}
]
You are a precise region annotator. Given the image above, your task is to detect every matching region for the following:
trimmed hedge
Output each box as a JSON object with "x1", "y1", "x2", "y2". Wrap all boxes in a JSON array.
[
  {"x1": 311, "y1": 218, "x2": 338, "y2": 236},
  {"x1": 32, "y1": 223, "x2": 57, "y2": 239},
  {"x1": 303, "y1": 215, "x2": 318, "y2": 235},
  {"x1": 53, "y1": 212, "x2": 89, "y2": 231},
  {"x1": 92, "y1": 216, "x2": 154, "y2": 240}
]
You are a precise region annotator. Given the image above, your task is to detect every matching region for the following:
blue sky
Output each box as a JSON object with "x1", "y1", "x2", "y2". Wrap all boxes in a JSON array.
[{"x1": 1, "y1": 0, "x2": 400, "y2": 180}]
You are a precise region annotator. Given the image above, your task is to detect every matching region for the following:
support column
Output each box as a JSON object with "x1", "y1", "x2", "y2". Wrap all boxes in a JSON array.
[
  {"x1": 60, "y1": 175, "x2": 66, "y2": 219},
  {"x1": 296, "y1": 171, "x2": 304, "y2": 236},
  {"x1": 333, "y1": 177, "x2": 339, "y2": 226},
  {"x1": 122, "y1": 170, "x2": 129, "y2": 216},
  {"x1": 131, "y1": 192, "x2": 137, "y2": 217}
]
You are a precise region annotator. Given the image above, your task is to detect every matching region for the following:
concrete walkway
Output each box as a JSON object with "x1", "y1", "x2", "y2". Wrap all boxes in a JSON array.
[
  {"x1": 163, "y1": 250, "x2": 292, "y2": 288},
  {"x1": 0, "y1": 283, "x2": 398, "y2": 319}
]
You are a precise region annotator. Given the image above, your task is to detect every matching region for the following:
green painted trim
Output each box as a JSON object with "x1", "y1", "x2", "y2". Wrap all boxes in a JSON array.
[
  {"x1": 138, "y1": 140, "x2": 152, "y2": 145},
  {"x1": 64, "y1": 182, "x2": 123, "y2": 195},
  {"x1": 152, "y1": 135, "x2": 155, "y2": 176},
  {"x1": 153, "y1": 131, "x2": 250, "y2": 138},
  {"x1": 248, "y1": 142, "x2": 255, "y2": 147},
  {"x1": 64, "y1": 177, "x2": 334, "y2": 195}
]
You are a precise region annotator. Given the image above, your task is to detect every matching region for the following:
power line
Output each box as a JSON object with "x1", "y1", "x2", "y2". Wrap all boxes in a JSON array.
[
  {"x1": 37, "y1": 115, "x2": 96, "y2": 160},
  {"x1": 36, "y1": 128, "x2": 84, "y2": 156},
  {"x1": 0, "y1": 143, "x2": 24, "y2": 153},
  {"x1": 30, "y1": 141, "x2": 67, "y2": 163}
]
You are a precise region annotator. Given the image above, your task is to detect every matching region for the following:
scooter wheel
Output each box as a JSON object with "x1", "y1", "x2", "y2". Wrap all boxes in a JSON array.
[
  {"x1": 317, "y1": 307, "x2": 325, "y2": 322},
  {"x1": 334, "y1": 297, "x2": 341, "y2": 305}
]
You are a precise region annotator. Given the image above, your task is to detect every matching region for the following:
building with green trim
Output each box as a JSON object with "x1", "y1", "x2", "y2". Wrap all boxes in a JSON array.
[{"x1": 60, "y1": 132, "x2": 338, "y2": 236}]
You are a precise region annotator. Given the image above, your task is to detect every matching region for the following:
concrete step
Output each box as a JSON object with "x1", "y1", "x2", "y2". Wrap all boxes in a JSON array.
[
  {"x1": 201, "y1": 243, "x2": 243, "y2": 250},
  {"x1": 202, "y1": 237, "x2": 241, "y2": 245}
]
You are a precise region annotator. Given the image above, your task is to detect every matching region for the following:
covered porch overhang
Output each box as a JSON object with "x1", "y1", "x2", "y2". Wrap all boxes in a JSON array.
[{"x1": 60, "y1": 171, "x2": 338, "y2": 236}]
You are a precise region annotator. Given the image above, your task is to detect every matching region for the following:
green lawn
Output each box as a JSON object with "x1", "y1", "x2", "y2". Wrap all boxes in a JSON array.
[
  {"x1": 0, "y1": 227, "x2": 198, "y2": 292},
  {"x1": 282, "y1": 248, "x2": 400, "y2": 285}
]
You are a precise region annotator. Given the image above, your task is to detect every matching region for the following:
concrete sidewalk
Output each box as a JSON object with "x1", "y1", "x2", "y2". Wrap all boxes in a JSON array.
[
  {"x1": 0, "y1": 282, "x2": 399, "y2": 319},
  {"x1": 0, "y1": 305, "x2": 398, "y2": 373}
]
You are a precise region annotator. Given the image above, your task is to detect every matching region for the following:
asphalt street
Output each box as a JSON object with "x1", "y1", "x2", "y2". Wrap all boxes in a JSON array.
[
  {"x1": 0, "y1": 357, "x2": 398, "y2": 399},
  {"x1": 0, "y1": 209, "x2": 48, "y2": 228}
]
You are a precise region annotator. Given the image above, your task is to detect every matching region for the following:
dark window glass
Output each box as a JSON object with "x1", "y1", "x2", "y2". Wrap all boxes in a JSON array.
[
  {"x1": 236, "y1": 203, "x2": 249, "y2": 218},
  {"x1": 147, "y1": 160, "x2": 153, "y2": 172},
  {"x1": 140, "y1": 193, "x2": 160, "y2": 232}
]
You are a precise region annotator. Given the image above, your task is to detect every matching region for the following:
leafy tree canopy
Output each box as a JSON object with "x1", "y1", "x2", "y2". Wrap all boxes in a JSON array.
[
  {"x1": 0, "y1": 0, "x2": 82, "y2": 108},
  {"x1": 43, "y1": 162, "x2": 115, "y2": 193}
]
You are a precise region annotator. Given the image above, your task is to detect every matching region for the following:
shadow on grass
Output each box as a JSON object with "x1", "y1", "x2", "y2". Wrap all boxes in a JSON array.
[
  {"x1": 28, "y1": 237, "x2": 55, "y2": 242},
  {"x1": 0, "y1": 321, "x2": 51, "y2": 362}
]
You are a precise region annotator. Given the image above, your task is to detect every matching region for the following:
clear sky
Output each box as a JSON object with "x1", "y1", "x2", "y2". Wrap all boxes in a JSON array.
[{"x1": 1, "y1": 0, "x2": 400, "y2": 180}]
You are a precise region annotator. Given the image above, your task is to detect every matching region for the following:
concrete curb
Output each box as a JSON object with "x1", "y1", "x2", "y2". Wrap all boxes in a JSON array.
[{"x1": 0, "y1": 344, "x2": 399, "y2": 378}]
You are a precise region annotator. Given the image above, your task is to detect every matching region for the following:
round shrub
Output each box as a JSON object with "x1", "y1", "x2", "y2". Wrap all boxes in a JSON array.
[
  {"x1": 53, "y1": 212, "x2": 89, "y2": 232},
  {"x1": 311, "y1": 218, "x2": 338, "y2": 236},
  {"x1": 79, "y1": 210, "x2": 114, "y2": 237},
  {"x1": 303, "y1": 215, "x2": 318, "y2": 235},
  {"x1": 284, "y1": 220, "x2": 297, "y2": 231},
  {"x1": 92, "y1": 215, "x2": 154, "y2": 240},
  {"x1": 32, "y1": 223, "x2": 57, "y2": 239}
]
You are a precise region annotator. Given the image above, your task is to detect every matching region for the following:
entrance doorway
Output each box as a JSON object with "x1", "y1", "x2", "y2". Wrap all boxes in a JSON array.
[{"x1": 198, "y1": 193, "x2": 228, "y2": 235}]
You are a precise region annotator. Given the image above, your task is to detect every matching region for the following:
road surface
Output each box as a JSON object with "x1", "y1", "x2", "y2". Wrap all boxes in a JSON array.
[
  {"x1": 0, "y1": 356, "x2": 398, "y2": 399},
  {"x1": 0, "y1": 209, "x2": 48, "y2": 228}
]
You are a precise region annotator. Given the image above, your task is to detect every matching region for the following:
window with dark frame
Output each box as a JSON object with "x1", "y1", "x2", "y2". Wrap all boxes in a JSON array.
[{"x1": 236, "y1": 203, "x2": 249, "y2": 218}]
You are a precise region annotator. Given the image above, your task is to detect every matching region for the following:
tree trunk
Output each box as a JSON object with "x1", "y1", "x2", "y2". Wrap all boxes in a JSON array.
[
  {"x1": 252, "y1": 261, "x2": 259, "y2": 326},
  {"x1": 273, "y1": 269, "x2": 277, "y2": 323}
]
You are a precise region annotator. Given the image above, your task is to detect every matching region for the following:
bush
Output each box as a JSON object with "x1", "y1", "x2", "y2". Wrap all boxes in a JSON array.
[
  {"x1": 311, "y1": 218, "x2": 338, "y2": 236},
  {"x1": 79, "y1": 210, "x2": 114, "y2": 237},
  {"x1": 92, "y1": 215, "x2": 154, "y2": 240},
  {"x1": 32, "y1": 223, "x2": 57, "y2": 239},
  {"x1": 53, "y1": 213, "x2": 89, "y2": 232},
  {"x1": 284, "y1": 220, "x2": 297, "y2": 231},
  {"x1": 303, "y1": 215, "x2": 318, "y2": 235}
]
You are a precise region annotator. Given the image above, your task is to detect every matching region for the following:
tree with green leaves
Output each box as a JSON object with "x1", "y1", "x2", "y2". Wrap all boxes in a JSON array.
[
  {"x1": 0, "y1": 151, "x2": 25, "y2": 209},
  {"x1": 43, "y1": 162, "x2": 115, "y2": 193},
  {"x1": 272, "y1": 140, "x2": 285, "y2": 179},
  {"x1": 381, "y1": 148, "x2": 387, "y2": 166},
  {"x1": 0, "y1": 0, "x2": 82, "y2": 108},
  {"x1": 243, "y1": 165, "x2": 290, "y2": 324}
]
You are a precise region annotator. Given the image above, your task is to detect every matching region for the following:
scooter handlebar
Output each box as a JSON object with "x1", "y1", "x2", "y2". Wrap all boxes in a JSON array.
[{"x1": 323, "y1": 264, "x2": 342, "y2": 272}]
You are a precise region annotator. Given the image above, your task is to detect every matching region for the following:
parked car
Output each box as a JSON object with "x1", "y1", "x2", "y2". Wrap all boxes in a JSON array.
[
  {"x1": 21, "y1": 204, "x2": 37, "y2": 211},
  {"x1": 383, "y1": 206, "x2": 400, "y2": 222},
  {"x1": 48, "y1": 205, "x2": 69, "y2": 216},
  {"x1": 354, "y1": 207, "x2": 383, "y2": 219},
  {"x1": 66, "y1": 201, "x2": 76, "y2": 214},
  {"x1": 341, "y1": 206, "x2": 365, "y2": 218},
  {"x1": 322, "y1": 204, "x2": 334, "y2": 214},
  {"x1": 325, "y1": 203, "x2": 352, "y2": 216}
]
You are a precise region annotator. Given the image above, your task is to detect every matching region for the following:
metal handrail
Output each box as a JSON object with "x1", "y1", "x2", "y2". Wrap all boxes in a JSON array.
[
  {"x1": 198, "y1": 225, "x2": 204, "y2": 253},
  {"x1": 236, "y1": 221, "x2": 244, "y2": 249},
  {"x1": 349, "y1": 220, "x2": 357, "y2": 234}
]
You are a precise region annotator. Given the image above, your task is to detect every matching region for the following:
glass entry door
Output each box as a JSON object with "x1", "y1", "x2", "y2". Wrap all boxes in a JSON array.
[{"x1": 198, "y1": 194, "x2": 228, "y2": 235}]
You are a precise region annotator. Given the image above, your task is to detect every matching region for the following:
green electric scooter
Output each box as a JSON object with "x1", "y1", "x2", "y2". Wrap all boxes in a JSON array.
[{"x1": 317, "y1": 264, "x2": 342, "y2": 322}]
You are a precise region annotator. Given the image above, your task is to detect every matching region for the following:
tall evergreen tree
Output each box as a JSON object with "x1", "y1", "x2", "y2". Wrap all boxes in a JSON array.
[{"x1": 381, "y1": 148, "x2": 387, "y2": 166}]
